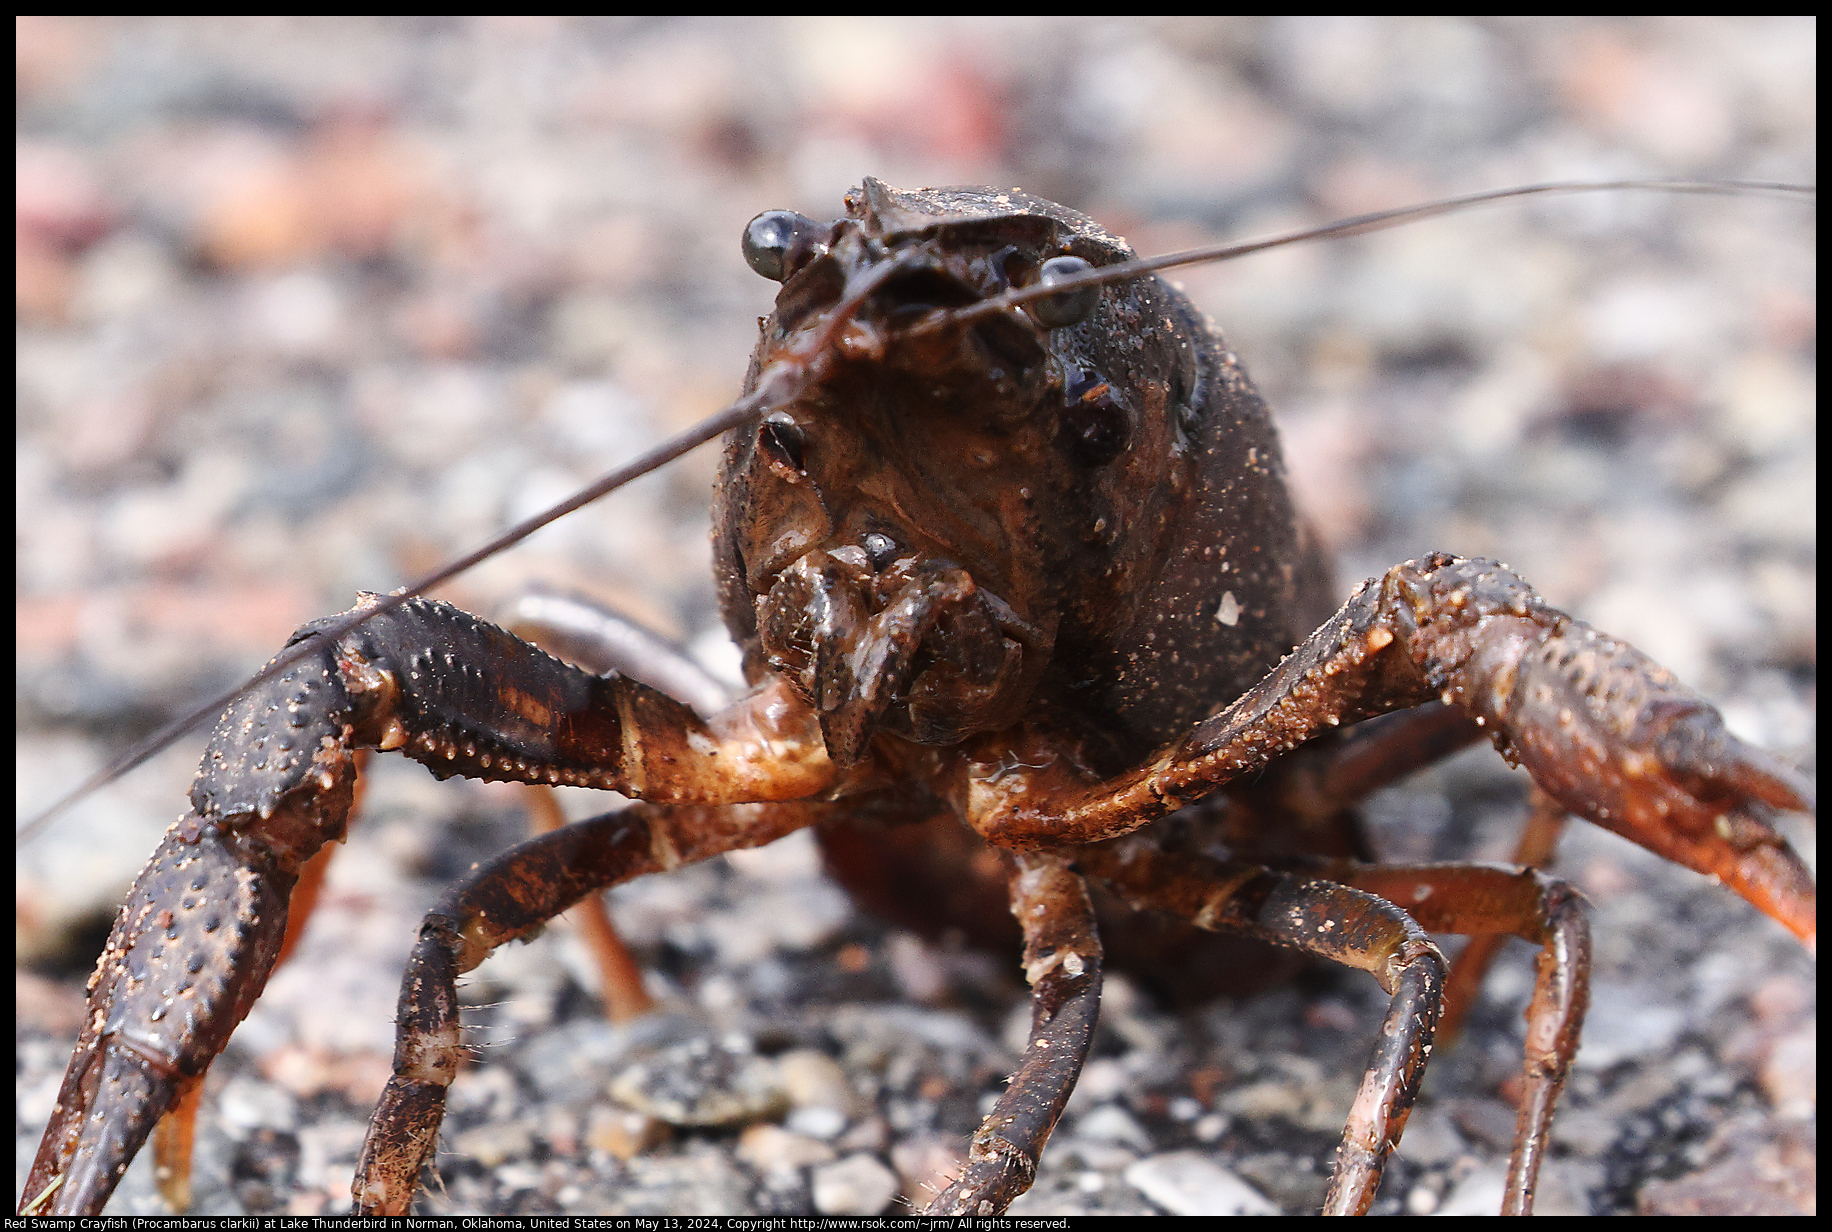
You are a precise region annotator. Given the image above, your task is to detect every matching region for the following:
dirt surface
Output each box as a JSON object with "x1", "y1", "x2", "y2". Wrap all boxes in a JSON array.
[{"x1": 17, "y1": 16, "x2": 1814, "y2": 1217}]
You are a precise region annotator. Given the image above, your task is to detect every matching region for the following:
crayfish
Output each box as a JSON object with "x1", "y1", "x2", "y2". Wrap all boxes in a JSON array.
[{"x1": 19, "y1": 178, "x2": 1814, "y2": 1217}]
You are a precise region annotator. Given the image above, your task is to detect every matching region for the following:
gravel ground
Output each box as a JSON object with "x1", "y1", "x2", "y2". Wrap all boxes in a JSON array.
[{"x1": 16, "y1": 16, "x2": 1814, "y2": 1217}]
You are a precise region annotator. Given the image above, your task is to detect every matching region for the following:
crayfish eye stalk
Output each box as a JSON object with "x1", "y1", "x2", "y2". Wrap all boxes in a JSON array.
[
  {"x1": 743, "y1": 209, "x2": 828, "y2": 282},
  {"x1": 1032, "y1": 255, "x2": 1099, "y2": 328}
]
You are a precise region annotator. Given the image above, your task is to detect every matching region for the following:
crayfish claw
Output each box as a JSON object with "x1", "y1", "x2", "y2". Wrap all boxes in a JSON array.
[
  {"x1": 48, "y1": 1037, "x2": 183, "y2": 1215},
  {"x1": 23, "y1": 625, "x2": 364, "y2": 1215},
  {"x1": 1498, "y1": 635, "x2": 1817, "y2": 946},
  {"x1": 1652, "y1": 704, "x2": 1815, "y2": 815},
  {"x1": 20, "y1": 819, "x2": 305, "y2": 1214}
]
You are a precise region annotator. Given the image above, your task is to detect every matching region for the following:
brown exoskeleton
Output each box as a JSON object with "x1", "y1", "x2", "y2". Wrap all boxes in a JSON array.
[{"x1": 19, "y1": 179, "x2": 1815, "y2": 1217}]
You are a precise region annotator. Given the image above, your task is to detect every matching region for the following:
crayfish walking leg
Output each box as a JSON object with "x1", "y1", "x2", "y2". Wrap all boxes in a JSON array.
[
  {"x1": 925, "y1": 852, "x2": 1103, "y2": 1215},
  {"x1": 354, "y1": 798, "x2": 830, "y2": 1214}
]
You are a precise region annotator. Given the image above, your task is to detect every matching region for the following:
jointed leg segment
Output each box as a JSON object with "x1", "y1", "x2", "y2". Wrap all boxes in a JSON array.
[
  {"x1": 1071, "y1": 793, "x2": 1593, "y2": 1217},
  {"x1": 355, "y1": 797, "x2": 831, "y2": 1214},
  {"x1": 927, "y1": 852, "x2": 1103, "y2": 1215},
  {"x1": 522, "y1": 785, "x2": 656, "y2": 1023},
  {"x1": 1435, "y1": 787, "x2": 1570, "y2": 1043},
  {"x1": 1077, "y1": 840, "x2": 1446, "y2": 1216},
  {"x1": 1330, "y1": 860, "x2": 1590, "y2": 1215}
]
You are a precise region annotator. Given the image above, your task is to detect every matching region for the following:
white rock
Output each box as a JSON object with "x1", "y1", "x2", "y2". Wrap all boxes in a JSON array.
[
  {"x1": 1124, "y1": 1151, "x2": 1279, "y2": 1216},
  {"x1": 812, "y1": 1152, "x2": 899, "y2": 1216},
  {"x1": 1436, "y1": 1164, "x2": 1507, "y2": 1215},
  {"x1": 1074, "y1": 1103, "x2": 1154, "y2": 1150}
]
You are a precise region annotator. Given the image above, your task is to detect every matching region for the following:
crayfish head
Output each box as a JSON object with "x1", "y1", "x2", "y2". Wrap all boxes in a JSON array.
[{"x1": 714, "y1": 180, "x2": 1209, "y2": 765}]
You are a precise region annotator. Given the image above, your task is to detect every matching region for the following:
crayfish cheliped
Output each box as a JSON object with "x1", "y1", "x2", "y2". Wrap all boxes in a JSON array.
[{"x1": 19, "y1": 174, "x2": 1814, "y2": 1218}]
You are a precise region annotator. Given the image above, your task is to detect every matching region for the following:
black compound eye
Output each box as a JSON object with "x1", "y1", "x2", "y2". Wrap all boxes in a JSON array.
[
  {"x1": 759, "y1": 412, "x2": 806, "y2": 472},
  {"x1": 743, "y1": 210, "x2": 826, "y2": 282},
  {"x1": 1034, "y1": 255, "x2": 1098, "y2": 329},
  {"x1": 861, "y1": 532, "x2": 899, "y2": 571},
  {"x1": 1060, "y1": 369, "x2": 1130, "y2": 467}
]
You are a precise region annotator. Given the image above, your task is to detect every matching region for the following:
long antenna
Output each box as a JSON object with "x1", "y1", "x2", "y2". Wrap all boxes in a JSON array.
[
  {"x1": 16, "y1": 179, "x2": 1813, "y2": 841},
  {"x1": 16, "y1": 258, "x2": 909, "y2": 842},
  {"x1": 16, "y1": 408, "x2": 744, "y2": 844},
  {"x1": 944, "y1": 179, "x2": 1813, "y2": 326}
]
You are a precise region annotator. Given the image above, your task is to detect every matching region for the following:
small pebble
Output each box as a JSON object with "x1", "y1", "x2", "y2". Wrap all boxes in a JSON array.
[
  {"x1": 811, "y1": 1153, "x2": 899, "y2": 1216},
  {"x1": 1124, "y1": 1151, "x2": 1278, "y2": 1216}
]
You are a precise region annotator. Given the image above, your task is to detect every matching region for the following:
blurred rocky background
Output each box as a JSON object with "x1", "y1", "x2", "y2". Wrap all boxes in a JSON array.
[{"x1": 17, "y1": 16, "x2": 1813, "y2": 1216}]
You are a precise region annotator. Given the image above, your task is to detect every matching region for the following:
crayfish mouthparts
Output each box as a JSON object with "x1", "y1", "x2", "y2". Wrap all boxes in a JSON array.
[{"x1": 758, "y1": 545, "x2": 1035, "y2": 766}]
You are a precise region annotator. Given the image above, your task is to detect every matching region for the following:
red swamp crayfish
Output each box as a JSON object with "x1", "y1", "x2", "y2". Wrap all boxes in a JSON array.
[{"x1": 19, "y1": 177, "x2": 1815, "y2": 1216}]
